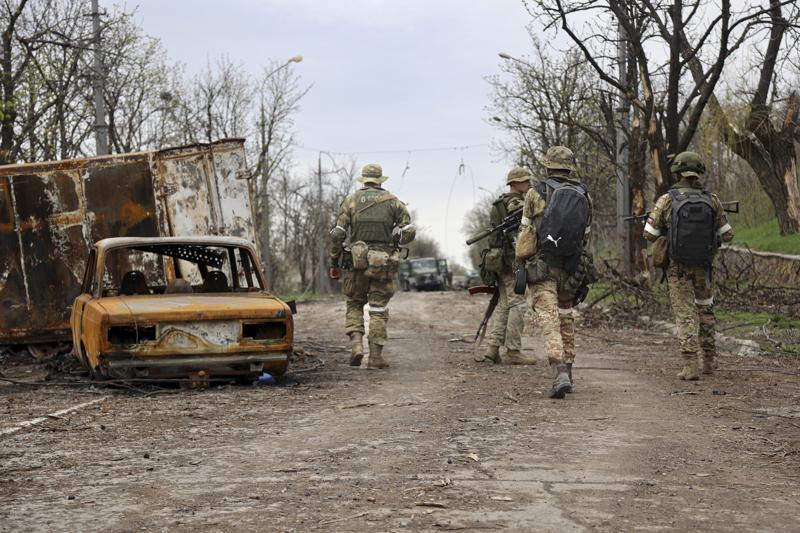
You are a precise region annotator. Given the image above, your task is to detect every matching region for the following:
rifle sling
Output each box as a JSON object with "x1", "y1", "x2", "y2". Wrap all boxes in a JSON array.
[{"x1": 354, "y1": 194, "x2": 396, "y2": 216}]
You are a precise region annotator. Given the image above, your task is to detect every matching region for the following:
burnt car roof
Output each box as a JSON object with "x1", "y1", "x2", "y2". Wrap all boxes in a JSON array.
[{"x1": 94, "y1": 236, "x2": 256, "y2": 253}]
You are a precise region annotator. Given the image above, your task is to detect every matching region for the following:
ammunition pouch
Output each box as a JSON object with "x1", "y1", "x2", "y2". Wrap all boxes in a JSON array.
[
  {"x1": 525, "y1": 257, "x2": 550, "y2": 285},
  {"x1": 365, "y1": 248, "x2": 399, "y2": 281},
  {"x1": 482, "y1": 248, "x2": 504, "y2": 274},
  {"x1": 479, "y1": 248, "x2": 498, "y2": 286},
  {"x1": 351, "y1": 241, "x2": 369, "y2": 271}
]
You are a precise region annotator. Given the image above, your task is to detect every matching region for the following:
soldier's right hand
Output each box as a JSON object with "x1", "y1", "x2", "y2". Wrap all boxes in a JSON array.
[{"x1": 329, "y1": 267, "x2": 341, "y2": 280}]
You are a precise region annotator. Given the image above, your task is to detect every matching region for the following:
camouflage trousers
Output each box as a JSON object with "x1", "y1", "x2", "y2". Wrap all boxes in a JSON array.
[
  {"x1": 342, "y1": 270, "x2": 395, "y2": 346},
  {"x1": 666, "y1": 263, "x2": 716, "y2": 356},
  {"x1": 527, "y1": 267, "x2": 576, "y2": 364},
  {"x1": 487, "y1": 271, "x2": 526, "y2": 351}
]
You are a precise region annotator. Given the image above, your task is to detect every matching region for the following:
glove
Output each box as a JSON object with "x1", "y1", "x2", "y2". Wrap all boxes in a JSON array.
[{"x1": 329, "y1": 267, "x2": 341, "y2": 280}]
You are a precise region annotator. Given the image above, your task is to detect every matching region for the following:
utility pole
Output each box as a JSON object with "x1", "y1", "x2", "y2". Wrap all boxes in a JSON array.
[
  {"x1": 615, "y1": 21, "x2": 631, "y2": 274},
  {"x1": 91, "y1": 0, "x2": 109, "y2": 155},
  {"x1": 317, "y1": 153, "x2": 328, "y2": 294}
]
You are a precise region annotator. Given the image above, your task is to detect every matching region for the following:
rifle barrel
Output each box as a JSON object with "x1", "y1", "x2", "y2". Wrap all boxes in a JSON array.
[{"x1": 466, "y1": 229, "x2": 492, "y2": 246}]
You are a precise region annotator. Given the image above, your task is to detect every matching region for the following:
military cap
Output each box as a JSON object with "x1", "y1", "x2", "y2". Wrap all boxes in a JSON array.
[
  {"x1": 670, "y1": 151, "x2": 705, "y2": 178},
  {"x1": 359, "y1": 163, "x2": 389, "y2": 184},
  {"x1": 542, "y1": 146, "x2": 576, "y2": 172},
  {"x1": 506, "y1": 166, "x2": 533, "y2": 184}
]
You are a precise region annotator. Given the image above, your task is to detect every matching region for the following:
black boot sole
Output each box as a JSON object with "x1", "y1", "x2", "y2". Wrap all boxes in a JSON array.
[
  {"x1": 349, "y1": 355, "x2": 363, "y2": 366},
  {"x1": 549, "y1": 383, "x2": 569, "y2": 399}
]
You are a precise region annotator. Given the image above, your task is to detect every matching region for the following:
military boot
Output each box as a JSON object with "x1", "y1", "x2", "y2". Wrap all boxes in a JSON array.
[
  {"x1": 505, "y1": 349, "x2": 536, "y2": 365},
  {"x1": 475, "y1": 344, "x2": 501, "y2": 364},
  {"x1": 367, "y1": 342, "x2": 389, "y2": 369},
  {"x1": 565, "y1": 362, "x2": 574, "y2": 393},
  {"x1": 348, "y1": 332, "x2": 364, "y2": 367},
  {"x1": 549, "y1": 363, "x2": 572, "y2": 399},
  {"x1": 677, "y1": 354, "x2": 700, "y2": 381},
  {"x1": 702, "y1": 353, "x2": 718, "y2": 375}
]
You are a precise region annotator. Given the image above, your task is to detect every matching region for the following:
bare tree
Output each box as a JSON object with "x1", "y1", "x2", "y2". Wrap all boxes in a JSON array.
[
  {"x1": 250, "y1": 61, "x2": 310, "y2": 283},
  {"x1": 1, "y1": 0, "x2": 95, "y2": 163},
  {"x1": 681, "y1": 0, "x2": 800, "y2": 234},
  {"x1": 487, "y1": 35, "x2": 642, "y2": 267},
  {"x1": 532, "y1": 0, "x2": 784, "y2": 199},
  {"x1": 103, "y1": 12, "x2": 179, "y2": 153}
]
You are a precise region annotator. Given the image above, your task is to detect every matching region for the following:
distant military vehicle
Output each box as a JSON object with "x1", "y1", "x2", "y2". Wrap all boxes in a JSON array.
[{"x1": 399, "y1": 257, "x2": 451, "y2": 291}]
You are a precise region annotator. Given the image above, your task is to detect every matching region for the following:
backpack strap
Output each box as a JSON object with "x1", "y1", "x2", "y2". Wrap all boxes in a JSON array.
[
  {"x1": 533, "y1": 180, "x2": 549, "y2": 202},
  {"x1": 492, "y1": 196, "x2": 509, "y2": 220}
]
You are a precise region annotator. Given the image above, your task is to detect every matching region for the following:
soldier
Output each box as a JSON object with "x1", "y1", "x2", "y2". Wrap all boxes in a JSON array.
[
  {"x1": 329, "y1": 163, "x2": 415, "y2": 369},
  {"x1": 477, "y1": 167, "x2": 535, "y2": 365},
  {"x1": 643, "y1": 151, "x2": 733, "y2": 380},
  {"x1": 515, "y1": 146, "x2": 592, "y2": 399}
]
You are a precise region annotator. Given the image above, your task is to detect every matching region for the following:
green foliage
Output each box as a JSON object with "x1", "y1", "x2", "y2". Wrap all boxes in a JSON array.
[
  {"x1": 717, "y1": 309, "x2": 800, "y2": 329},
  {"x1": 732, "y1": 219, "x2": 800, "y2": 254},
  {"x1": 716, "y1": 309, "x2": 800, "y2": 355}
]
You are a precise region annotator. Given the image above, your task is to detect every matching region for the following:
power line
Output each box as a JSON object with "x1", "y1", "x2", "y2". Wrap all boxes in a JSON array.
[{"x1": 294, "y1": 143, "x2": 489, "y2": 156}]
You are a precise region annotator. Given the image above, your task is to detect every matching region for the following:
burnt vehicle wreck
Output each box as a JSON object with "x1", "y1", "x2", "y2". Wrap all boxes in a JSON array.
[
  {"x1": 0, "y1": 139, "x2": 256, "y2": 354},
  {"x1": 71, "y1": 236, "x2": 293, "y2": 381}
]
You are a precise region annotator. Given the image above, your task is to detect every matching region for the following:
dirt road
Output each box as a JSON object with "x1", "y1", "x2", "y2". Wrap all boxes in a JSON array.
[{"x1": 1, "y1": 291, "x2": 799, "y2": 531}]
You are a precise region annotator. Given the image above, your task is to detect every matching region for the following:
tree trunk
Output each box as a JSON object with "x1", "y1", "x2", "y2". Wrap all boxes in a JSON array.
[
  {"x1": 738, "y1": 135, "x2": 800, "y2": 235},
  {"x1": 628, "y1": 111, "x2": 649, "y2": 272},
  {"x1": 1, "y1": 29, "x2": 16, "y2": 165}
]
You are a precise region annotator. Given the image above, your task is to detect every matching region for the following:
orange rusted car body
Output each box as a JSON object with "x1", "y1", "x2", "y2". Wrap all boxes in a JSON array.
[{"x1": 71, "y1": 236, "x2": 292, "y2": 380}]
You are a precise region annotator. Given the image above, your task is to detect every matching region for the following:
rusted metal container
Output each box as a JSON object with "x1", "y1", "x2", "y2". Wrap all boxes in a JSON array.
[{"x1": 0, "y1": 139, "x2": 257, "y2": 347}]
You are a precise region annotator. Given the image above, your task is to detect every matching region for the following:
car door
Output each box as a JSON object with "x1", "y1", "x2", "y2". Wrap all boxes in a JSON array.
[{"x1": 71, "y1": 249, "x2": 97, "y2": 367}]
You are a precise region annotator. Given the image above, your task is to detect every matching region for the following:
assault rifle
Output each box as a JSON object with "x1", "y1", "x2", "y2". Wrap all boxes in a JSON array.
[
  {"x1": 466, "y1": 207, "x2": 523, "y2": 246},
  {"x1": 622, "y1": 201, "x2": 739, "y2": 221},
  {"x1": 468, "y1": 285, "x2": 500, "y2": 344}
]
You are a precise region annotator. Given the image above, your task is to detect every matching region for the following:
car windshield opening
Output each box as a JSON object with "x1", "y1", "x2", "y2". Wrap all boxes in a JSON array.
[{"x1": 100, "y1": 244, "x2": 263, "y2": 297}]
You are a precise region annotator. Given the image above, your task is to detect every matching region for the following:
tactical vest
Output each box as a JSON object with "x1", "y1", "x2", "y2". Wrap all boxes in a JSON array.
[
  {"x1": 489, "y1": 193, "x2": 523, "y2": 269},
  {"x1": 667, "y1": 188, "x2": 716, "y2": 267},
  {"x1": 350, "y1": 188, "x2": 396, "y2": 244}
]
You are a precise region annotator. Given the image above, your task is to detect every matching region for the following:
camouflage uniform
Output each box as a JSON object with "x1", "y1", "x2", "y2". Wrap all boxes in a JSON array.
[
  {"x1": 483, "y1": 167, "x2": 533, "y2": 364},
  {"x1": 644, "y1": 152, "x2": 733, "y2": 379},
  {"x1": 330, "y1": 164, "x2": 415, "y2": 369},
  {"x1": 515, "y1": 147, "x2": 592, "y2": 398}
]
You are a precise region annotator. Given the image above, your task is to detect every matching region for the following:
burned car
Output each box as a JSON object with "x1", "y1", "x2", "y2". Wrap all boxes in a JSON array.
[{"x1": 70, "y1": 237, "x2": 293, "y2": 381}]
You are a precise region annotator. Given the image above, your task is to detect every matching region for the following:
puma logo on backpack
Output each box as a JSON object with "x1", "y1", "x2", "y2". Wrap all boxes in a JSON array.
[{"x1": 534, "y1": 178, "x2": 590, "y2": 260}]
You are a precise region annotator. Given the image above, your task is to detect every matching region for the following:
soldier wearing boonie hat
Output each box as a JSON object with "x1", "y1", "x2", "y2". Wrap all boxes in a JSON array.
[
  {"x1": 329, "y1": 163, "x2": 415, "y2": 370},
  {"x1": 516, "y1": 146, "x2": 593, "y2": 399},
  {"x1": 476, "y1": 166, "x2": 535, "y2": 366}
]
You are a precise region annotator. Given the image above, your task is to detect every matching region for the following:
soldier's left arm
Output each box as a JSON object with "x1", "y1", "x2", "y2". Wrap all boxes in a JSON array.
[
  {"x1": 515, "y1": 187, "x2": 544, "y2": 260},
  {"x1": 329, "y1": 199, "x2": 350, "y2": 263},
  {"x1": 644, "y1": 194, "x2": 669, "y2": 243},
  {"x1": 712, "y1": 194, "x2": 734, "y2": 243},
  {"x1": 395, "y1": 198, "x2": 416, "y2": 245}
]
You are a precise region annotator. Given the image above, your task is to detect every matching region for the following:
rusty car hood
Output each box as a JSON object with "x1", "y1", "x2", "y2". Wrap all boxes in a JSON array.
[{"x1": 94, "y1": 294, "x2": 289, "y2": 323}]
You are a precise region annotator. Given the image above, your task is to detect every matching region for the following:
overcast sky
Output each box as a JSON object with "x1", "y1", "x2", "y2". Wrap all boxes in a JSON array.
[{"x1": 132, "y1": 0, "x2": 538, "y2": 266}]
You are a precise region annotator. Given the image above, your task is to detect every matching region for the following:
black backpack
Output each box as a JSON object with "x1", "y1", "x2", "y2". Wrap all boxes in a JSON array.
[
  {"x1": 668, "y1": 188, "x2": 717, "y2": 266},
  {"x1": 534, "y1": 178, "x2": 590, "y2": 259}
]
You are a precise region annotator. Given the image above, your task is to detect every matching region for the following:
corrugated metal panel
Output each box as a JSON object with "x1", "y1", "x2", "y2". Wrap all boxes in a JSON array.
[{"x1": 0, "y1": 139, "x2": 257, "y2": 345}]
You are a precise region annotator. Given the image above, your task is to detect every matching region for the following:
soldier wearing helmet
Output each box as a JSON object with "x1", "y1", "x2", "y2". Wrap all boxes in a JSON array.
[
  {"x1": 329, "y1": 163, "x2": 415, "y2": 369},
  {"x1": 515, "y1": 146, "x2": 593, "y2": 399},
  {"x1": 476, "y1": 166, "x2": 535, "y2": 365},
  {"x1": 643, "y1": 151, "x2": 733, "y2": 380}
]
